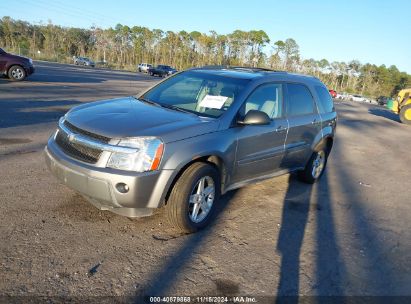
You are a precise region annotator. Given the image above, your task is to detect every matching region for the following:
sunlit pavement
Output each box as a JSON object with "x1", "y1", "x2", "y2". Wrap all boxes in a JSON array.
[{"x1": 1, "y1": 62, "x2": 410, "y2": 298}]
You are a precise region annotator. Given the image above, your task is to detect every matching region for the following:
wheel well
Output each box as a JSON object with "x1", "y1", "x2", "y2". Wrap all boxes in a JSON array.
[
  {"x1": 163, "y1": 155, "x2": 227, "y2": 205},
  {"x1": 7, "y1": 64, "x2": 25, "y2": 74},
  {"x1": 314, "y1": 136, "x2": 333, "y2": 154},
  {"x1": 325, "y1": 137, "x2": 333, "y2": 153}
]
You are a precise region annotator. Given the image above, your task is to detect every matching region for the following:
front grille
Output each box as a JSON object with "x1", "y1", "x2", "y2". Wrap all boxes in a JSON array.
[
  {"x1": 64, "y1": 120, "x2": 111, "y2": 143},
  {"x1": 55, "y1": 131, "x2": 102, "y2": 164},
  {"x1": 55, "y1": 121, "x2": 111, "y2": 164}
]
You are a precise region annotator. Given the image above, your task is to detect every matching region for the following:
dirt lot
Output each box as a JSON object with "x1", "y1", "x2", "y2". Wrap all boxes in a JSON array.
[{"x1": 1, "y1": 62, "x2": 410, "y2": 302}]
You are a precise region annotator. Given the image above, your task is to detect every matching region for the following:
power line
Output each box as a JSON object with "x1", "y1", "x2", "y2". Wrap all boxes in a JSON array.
[
  {"x1": 17, "y1": 0, "x2": 118, "y2": 28},
  {"x1": 50, "y1": 0, "x2": 117, "y2": 24}
]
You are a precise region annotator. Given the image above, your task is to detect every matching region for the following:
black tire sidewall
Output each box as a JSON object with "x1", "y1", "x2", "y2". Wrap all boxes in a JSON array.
[
  {"x1": 299, "y1": 147, "x2": 329, "y2": 184},
  {"x1": 169, "y1": 163, "x2": 221, "y2": 232},
  {"x1": 8, "y1": 65, "x2": 26, "y2": 81}
]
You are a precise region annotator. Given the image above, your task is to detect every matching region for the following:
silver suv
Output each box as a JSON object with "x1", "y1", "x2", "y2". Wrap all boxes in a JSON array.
[
  {"x1": 73, "y1": 56, "x2": 95, "y2": 67},
  {"x1": 45, "y1": 67, "x2": 337, "y2": 232},
  {"x1": 137, "y1": 63, "x2": 152, "y2": 73}
]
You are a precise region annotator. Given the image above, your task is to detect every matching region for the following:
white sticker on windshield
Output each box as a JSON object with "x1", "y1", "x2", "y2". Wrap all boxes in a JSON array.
[{"x1": 199, "y1": 95, "x2": 228, "y2": 109}]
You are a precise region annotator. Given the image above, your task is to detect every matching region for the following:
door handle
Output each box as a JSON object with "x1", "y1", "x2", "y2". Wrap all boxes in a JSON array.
[
  {"x1": 276, "y1": 125, "x2": 286, "y2": 132},
  {"x1": 311, "y1": 119, "x2": 321, "y2": 125}
]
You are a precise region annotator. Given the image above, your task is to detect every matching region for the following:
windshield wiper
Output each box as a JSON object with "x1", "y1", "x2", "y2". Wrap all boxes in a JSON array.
[
  {"x1": 158, "y1": 104, "x2": 196, "y2": 115},
  {"x1": 135, "y1": 96, "x2": 160, "y2": 107},
  {"x1": 134, "y1": 97, "x2": 196, "y2": 116}
]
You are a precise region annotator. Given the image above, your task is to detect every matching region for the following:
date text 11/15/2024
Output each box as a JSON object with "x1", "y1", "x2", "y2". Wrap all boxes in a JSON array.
[{"x1": 147, "y1": 296, "x2": 257, "y2": 303}]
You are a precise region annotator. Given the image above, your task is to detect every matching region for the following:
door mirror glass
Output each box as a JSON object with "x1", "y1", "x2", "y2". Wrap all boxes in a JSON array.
[{"x1": 238, "y1": 110, "x2": 271, "y2": 125}]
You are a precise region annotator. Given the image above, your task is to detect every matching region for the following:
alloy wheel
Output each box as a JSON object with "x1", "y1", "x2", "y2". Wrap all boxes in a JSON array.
[
  {"x1": 188, "y1": 176, "x2": 215, "y2": 223},
  {"x1": 312, "y1": 150, "x2": 326, "y2": 179}
]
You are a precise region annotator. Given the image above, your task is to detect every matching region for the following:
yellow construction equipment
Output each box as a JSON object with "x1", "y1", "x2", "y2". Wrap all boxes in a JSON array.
[{"x1": 392, "y1": 88, "x2": 411, "y2": 124}]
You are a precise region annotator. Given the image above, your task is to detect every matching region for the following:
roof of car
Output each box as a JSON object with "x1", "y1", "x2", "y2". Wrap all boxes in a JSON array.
[{"x1": 189, "y1": 66, "x2": 322, "y2": 83}]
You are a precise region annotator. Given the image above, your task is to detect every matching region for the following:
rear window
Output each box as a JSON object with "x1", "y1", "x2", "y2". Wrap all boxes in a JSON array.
[
  {"x1": 315, "y1": 86, "x2": 335, "y2": 113},
  {"x1": 287, "y1": 83, "x2": 315, "y2": 116}
]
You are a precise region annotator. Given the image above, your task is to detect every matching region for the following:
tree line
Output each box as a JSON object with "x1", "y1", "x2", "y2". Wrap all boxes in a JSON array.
[{"x1": 1, "y1": 16, "x2": 410, "y2": 97}]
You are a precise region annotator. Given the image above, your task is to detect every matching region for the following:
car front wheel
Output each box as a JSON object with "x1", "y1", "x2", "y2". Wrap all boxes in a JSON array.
[
  {"x1": 166, "y1": 162, "x2": 220, "y2": 233},
  {"x1": 8, "y1": 65, "x2": 26, "y2": 81}
]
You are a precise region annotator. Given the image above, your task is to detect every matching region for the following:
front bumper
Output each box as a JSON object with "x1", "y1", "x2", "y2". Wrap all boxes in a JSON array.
[
  {"x1": 25, "y1": 65, "x2": 35, "y2": 75},
  {"x1": 45, "y1": 138, "x2": 174, "y2": 217}
]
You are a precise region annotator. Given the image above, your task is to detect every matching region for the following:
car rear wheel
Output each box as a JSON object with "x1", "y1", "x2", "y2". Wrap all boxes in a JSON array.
[
  {"x1": 166, "y1": 162, "x2": 220, "y2": 233},
  {"x1": 8, "y1": 65, "x2": 26, "y2": 81},
  {"x1": 399, "y1": 104, "x2": 411, "y2": 125},
  {"x1": 298, "y1": 147, "x2": 329, "y2": 184}
]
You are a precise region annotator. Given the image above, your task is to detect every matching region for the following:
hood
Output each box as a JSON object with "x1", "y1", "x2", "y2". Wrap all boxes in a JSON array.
[
  {"x1": 5, "y1": 52, "x2": 31, "y2": 62},
  {"x1": 65, "y1": 97, "x2": 219, "y2": 143}
]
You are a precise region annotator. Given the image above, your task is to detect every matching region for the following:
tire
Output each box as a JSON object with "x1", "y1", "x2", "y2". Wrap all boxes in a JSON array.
[
  {"x1": 166, "y1": 162, "x2": 221, "y2": 233},
  {"x1": 138, "y1": 68, "x2": 141, "y2": 72},
  {"x1": 399, "y1": 104, "x2": 411, "y2": 125},
  {"x1": 8, "y1": 65, "x2": 26, "y2": 81},
  {"x1": 298, "y1": 147, "x2": 329, "y2": 184}
]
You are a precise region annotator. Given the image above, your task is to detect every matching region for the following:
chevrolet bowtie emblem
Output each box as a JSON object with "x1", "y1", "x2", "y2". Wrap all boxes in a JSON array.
[{"x1": 68, "y1": 133, "x2": 76, "y2": 142}]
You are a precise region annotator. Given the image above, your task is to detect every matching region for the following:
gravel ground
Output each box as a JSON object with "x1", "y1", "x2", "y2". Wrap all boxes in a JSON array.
[{"x1": 0, "y1": 62, "x2": 410, "y2": 302}]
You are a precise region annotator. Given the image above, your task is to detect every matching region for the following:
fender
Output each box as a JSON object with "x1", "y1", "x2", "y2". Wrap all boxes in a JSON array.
[{"x1": 155, "y1": 130, "x2": 237, "y2": 206}]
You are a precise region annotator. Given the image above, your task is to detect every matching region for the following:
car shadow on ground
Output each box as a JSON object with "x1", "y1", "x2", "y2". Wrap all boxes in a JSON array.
[
  {"x1": 133, "y1": 190, "x2": 239, "y2": 301},
  {"x1": 275, "y1": 137, "x2": 397, "y2": 300},
  {"x1": 130, "y1": 137, "x2": 398, "y2": 300},
  {"x1": 368, "y1": 108, "x2": 401, "y2": 123},
  {"x1": 275, "y1": 172, "x2": 348, "y2": 302}
]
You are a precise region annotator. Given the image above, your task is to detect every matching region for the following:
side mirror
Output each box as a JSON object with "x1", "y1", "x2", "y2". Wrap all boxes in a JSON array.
[{"x1": 238, "y1": 110, "x2": 271, "y2": 126}]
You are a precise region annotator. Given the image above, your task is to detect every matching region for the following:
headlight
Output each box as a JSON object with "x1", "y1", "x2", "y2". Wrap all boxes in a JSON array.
[
  {"x1": 107, "y1": 137, "x2": 164, "y2": 172},
  {"x1": 29, "y1": 58, "x2": 33, "y2": 65}
]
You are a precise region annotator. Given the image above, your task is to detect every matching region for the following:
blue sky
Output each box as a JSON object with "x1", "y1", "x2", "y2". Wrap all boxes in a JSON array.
[{"x1": 1, "y1": 0, "x2": 410, "y2": 73}]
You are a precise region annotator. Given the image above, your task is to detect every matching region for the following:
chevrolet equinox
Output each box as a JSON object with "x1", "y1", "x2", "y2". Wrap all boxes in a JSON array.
[{"x1": 45, "y1": 67, "x2": 337, "y2": 232}]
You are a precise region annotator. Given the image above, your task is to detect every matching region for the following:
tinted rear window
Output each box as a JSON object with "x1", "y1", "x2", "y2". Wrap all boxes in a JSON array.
[
  {"x1": 287, "y1": 83, "x2": 315, "y2": 116},
  {"x1": 315, "y1": 86, "x2": 335, "y2": 113}
]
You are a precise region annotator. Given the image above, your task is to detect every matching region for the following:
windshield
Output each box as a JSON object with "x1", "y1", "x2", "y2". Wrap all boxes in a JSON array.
[{"x1": 139, "y1": 71, "x2": 250, "y2": 118}]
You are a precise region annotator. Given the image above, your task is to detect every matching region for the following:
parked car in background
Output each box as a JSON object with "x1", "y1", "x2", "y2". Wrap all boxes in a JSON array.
[
  {"x1": 45, "y1": 66, "x2": 336, "y2": 232},
  {"x1": 328, "y1": 90, "x2": 337, "y2": 98},
  {"x1": 336, "y1": 92, "x2": 349, "y2": 100},
  {"x1": 0, "y1": 47, "x2": 35, "y2": 81},
  {"x1": 137, "y1": 63, "x2": 152, "y2": 73},
  {"x1": 329, "y1": 89, "x2": 337, "y2": 98},
  {"x1": 73, "y1": 56, "x2": 95, "y2": 67},
  {"x1": 351, "y1": 94, "x2": 366, "y2": 102},
  {"x1": 377, "y1": 96, "x2": 389, "y2": 105},
  {"x1": 148, "y1": 65, "x2": 177, "y2": 77}
]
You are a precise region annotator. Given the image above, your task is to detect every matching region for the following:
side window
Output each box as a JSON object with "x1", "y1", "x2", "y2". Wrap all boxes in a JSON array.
[
  {"x1": 242, "y1": 83, "x2": 283, "y2": 119},
  {"x1": 287, "y1": 83, "x2": 315, "y2": 116},
  {"x1": 315, "y1": 86, "x2": 335, "y2": 113}
]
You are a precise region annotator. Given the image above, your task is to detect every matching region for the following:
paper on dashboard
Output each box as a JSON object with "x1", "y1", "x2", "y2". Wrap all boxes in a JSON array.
[{"x1": 199, "y1": 95, "x2": 228, "y2": 109}]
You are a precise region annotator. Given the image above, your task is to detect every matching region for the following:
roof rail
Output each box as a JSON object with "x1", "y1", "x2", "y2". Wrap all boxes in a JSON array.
[{"x1": 197, "y1": 65, "x2": 285, "y2": 73}]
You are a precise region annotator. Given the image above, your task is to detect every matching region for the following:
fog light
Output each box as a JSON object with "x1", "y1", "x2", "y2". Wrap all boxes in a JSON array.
[{"x1": 115, "y1": 183, "x2": 129, "y2": 193}]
